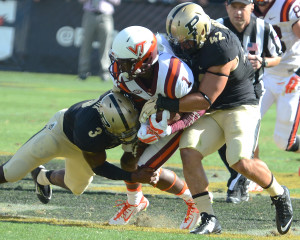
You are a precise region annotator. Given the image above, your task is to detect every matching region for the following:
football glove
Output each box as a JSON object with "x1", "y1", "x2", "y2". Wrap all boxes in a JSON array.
[
  {"x1": 149, "y1": 110, "x2": 172, "y2": 138},
  {"x1": 137, "y1": 122, "x2": 159, "y2": 144},
  {"x1": 139, "y1": 98, "x2": 158, "y2": 123}
]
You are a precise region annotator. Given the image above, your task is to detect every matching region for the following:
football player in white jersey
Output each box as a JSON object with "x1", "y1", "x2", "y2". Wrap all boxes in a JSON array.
[
  {"x1": 254, "y1": 0, "x2": 300, "y2": 153},
  {"x1": 107, "y1": 26, "x2": 205, "y2": 229}
]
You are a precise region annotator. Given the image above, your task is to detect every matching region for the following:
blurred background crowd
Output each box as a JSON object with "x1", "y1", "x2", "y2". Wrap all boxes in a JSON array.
[{"x1": 0, "y1": 0, "x2": 227, "y2": 80}]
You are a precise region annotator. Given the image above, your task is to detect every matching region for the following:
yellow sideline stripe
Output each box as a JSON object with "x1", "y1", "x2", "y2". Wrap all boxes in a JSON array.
[{"x1": 0, "y1": 216, "x2": 298, "y2": 239}]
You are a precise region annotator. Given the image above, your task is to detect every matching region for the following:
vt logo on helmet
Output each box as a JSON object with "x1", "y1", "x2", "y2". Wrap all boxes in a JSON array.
[{"x1": 127, "y1": 41, "x2": 147, "y2": 57}]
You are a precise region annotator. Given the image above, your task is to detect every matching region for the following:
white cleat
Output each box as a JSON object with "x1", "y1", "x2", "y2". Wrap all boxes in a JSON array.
[
  {"x1": 180, "y1": 200, "x2": 201, "y2": 230},
  {"x1": 109, "y1": 196, "x2": 149, "y2": 225}
]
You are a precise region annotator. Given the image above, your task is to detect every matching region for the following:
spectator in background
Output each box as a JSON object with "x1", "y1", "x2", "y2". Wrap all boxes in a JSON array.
[
  {"x1": 216, "y1": 0, "x2": 282, "y2": 204},
  {"x1": 78, "y1": 0, "x2": 121, "y2": 81}
]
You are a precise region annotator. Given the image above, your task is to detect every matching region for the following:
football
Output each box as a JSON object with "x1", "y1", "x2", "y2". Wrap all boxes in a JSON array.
[{"x1": 155, "y1": 110, "x2": 181, "y2": 125}]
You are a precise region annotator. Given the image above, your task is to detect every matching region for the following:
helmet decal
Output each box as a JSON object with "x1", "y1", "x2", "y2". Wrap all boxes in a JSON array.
[
  {"x1": 127, "y1": 41, "x2": 146, "y2": 57},
  {"x1": 185, "y1": 15, "x2": 200, "y2": 35},
  {"x1": 108, "y1": 93, "x2": 130, "y2": 130},
  {"x1": 99, "y1": 91, "x2": 139, "y2": 144}
]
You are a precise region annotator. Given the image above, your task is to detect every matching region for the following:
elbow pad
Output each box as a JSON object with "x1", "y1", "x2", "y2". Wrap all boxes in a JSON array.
[{"x1": 92, "y1": 161, "x2": 132, "y2": 181}]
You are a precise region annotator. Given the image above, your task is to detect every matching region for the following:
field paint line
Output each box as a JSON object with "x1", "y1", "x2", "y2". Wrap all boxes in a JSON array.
[
  {"x1": 0, "y1": 203, "x2": 64, "y2": 214},
  {"x1": 1, "y1": 215, "x2": 297, "y2": 239}
]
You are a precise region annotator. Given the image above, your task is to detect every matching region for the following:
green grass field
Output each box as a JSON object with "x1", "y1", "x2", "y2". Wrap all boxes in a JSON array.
[{"x1": 0, "y1": 71, "x2": 299, "y2": 239}]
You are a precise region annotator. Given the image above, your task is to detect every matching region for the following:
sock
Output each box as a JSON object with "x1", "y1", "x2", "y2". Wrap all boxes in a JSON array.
[
  {"x1": 177, "y1": 182, "x2": 194, "y2": 202},
  {"x1": 193, "y1": 192, "x2": 215, "y2": 215},
  {"x1": 126, "y1": 183, "x2": 143, "y2": 205},
  {"x1": 37, "y1": 169, "x2": 51, "y2": 185},
  {"x1": 264, "y1": 176, "x2": 284, "y2": 197}
]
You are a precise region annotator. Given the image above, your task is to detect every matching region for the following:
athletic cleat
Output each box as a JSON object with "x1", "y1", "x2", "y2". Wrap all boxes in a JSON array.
[
  {"x1": 271, "y1": 186, "x2": 293, "y2": 235},
  {"x1": 109, "y1": 196, "x2": 149, "y2": 225},
  {"x1": 190, "y1": 212, "x2": 222, "y2": 234},
  {"x1": 226, "y1": 175, "x2": 250, "y2": 204},
  {"x1": 31, "y1": 165, "x2": 52, "y2": 204},
  {"x1": 180, "y1": 200, "x2": 200, "y2": 229}
]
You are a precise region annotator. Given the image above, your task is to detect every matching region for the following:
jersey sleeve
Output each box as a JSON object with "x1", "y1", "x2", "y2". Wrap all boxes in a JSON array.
[
  {"x1": 282, "y1": 0, "x2": 300, "y2": 22},
  {"x1": 159, "y1": 54, "x2": 194, "y2": 99},
  {"x1": 156, "y1": 33, "x2": 176, "y2": 55},
  {"x1": 173, "y1": 60, "x2": 194, "y2": 98}
]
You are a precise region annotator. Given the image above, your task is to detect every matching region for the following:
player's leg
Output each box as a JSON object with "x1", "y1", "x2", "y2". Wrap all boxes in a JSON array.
[
  {"x1": 0, "y1": 110, "x2": 68, "y2": 203},
  {"x1": 254, "y1": 72, "x2": 277, "y2": 159},
  {"x1": 109, "y1": 151, "x2": 147, "y2": 225},
  {"x1": 223, "y1": 105, "x2": 293, "y2": 235},
  {"x1": 218, "y1": 144, "x2": 250, "y2": 204},
  {"x1": 139, "y1": 132, "x2": 203, "y2": 229},
  {"x1": 96, "y1": 14, "x2": 114, "y2": 81},
  {"x1": 30, "y1": 109, "x2": 71, "y2": 203},
  {"x1": 78, "y1": 11, "x2": 97, "y2": 79},
  {"x1": 274, "y1": 79, "x2": 300, "y2": 152},
  {"x1": 180, "y1": 114, "x2": 224, "y2": 234},
  {"x1": 110, "y1": 133, "x2": 201, "y2": 229}
]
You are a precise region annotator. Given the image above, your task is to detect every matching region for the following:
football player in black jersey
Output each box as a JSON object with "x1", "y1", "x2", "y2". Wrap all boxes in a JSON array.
[
  {"x1": 0, "y1": 91, "x2": 158, "y2": 203},
  {"x1": 140, "y1": 2, "x2": 293, "y2": 235},
  {"x1": 217, "y1": 0, "x2": 282, "y2": 204}
]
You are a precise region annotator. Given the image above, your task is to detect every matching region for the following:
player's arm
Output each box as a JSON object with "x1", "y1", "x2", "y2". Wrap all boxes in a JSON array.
[
  {"x1": 292, "y1": 20, "x2": 300, "y2": 39},
  {"x1": 82, "y1": 151, "x2": 158, "y2": 183},
  {"x1": 177, "y1": 60, "x2": 233, "y2": 112},
  {"x1": 139, "y1": 59, "x2": 234, "y2": 121}
]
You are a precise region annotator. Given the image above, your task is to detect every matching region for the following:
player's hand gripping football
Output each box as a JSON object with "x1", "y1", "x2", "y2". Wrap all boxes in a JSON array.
[
  {"x1": 131, "y1": 167, "x2": 159, "y2": 184},
  {"x1": 139, "y1": 97, "x2": 158, "y2": 123},
  {"x1": 137, "y1": 122, "x2": 160, "y2": 144},
  {"x1": 149, "y1": 110, "x2": 172, "y2": 138}
]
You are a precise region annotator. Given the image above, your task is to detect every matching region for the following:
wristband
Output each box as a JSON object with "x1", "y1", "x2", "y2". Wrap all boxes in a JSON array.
[
  {"x1": 156, "y1": 95, "x2": 180, "y2": 112},
  {"x1": 93, "y1": 161, "x2": 132, "y2": 181},
  {"x1": 199, "y1": 91, "x2": 212, "y2": 106},
  {"x1": 261, "y1": 58, "x2": 268, "y2": 68}
]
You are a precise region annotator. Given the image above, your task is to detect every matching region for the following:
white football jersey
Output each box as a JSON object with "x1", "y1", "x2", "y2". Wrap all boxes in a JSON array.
[
  {"x1": 111, "y1": 51, "x2": 194, "y2": 100},
  {"x1": 255, "y1": 0, "x2": 300, "y2": 77}
]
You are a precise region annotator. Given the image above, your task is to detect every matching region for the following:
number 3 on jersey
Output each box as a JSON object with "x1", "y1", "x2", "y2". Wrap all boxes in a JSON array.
[{"x1": 89, "y1": 127, "x2": 103, "y2": 137}]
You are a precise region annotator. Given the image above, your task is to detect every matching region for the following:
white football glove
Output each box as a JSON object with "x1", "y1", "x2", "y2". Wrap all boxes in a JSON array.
[
  {"x1": 149, "y1": 110, "x2": 172, "y2": 138},
  {"x1": 137, "y1": 122, "x2": 159, "y2": 144},
  {"x1": 139, "y1": 98, "x2": 158, "y2": 123}
]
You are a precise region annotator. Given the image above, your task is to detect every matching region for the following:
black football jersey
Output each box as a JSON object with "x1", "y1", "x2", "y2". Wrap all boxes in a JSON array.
[
  {"x1": 63, "y1": 96, "x2": 121, "y2": 153},
  {"x1": 190, "y1": 21, "x2": 258, "y2": 110}
]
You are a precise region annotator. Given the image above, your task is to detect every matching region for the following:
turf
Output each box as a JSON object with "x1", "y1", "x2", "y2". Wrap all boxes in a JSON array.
[{"x1": 0, "y1": 71, "x2": 300, "y2": 239}]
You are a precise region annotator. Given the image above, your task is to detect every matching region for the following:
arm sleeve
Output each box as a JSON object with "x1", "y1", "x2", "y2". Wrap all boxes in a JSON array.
[
  {"x1": 170, "y1": 110, "x2": 206, "y2": 133},
  {"x1": 92, "y1": 161, "x2": 132, "y2": 181}
]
